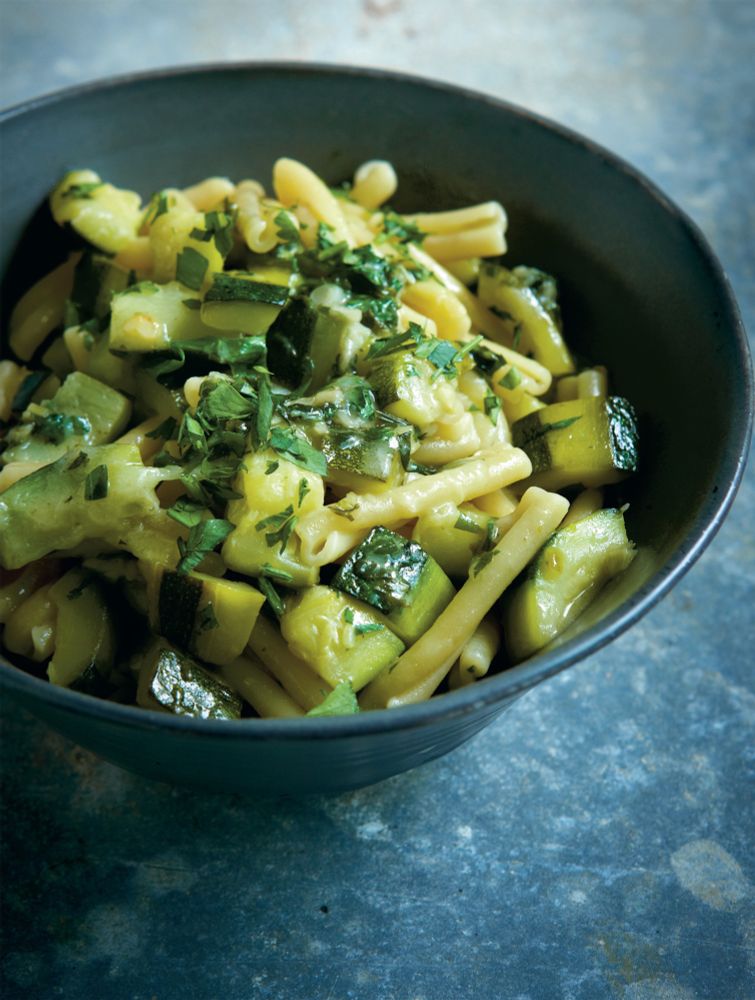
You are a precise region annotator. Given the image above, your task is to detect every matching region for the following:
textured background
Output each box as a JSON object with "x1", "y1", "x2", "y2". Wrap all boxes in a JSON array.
[{"x1": 1, "y1": 2, "x2": 754, "y2": 998}]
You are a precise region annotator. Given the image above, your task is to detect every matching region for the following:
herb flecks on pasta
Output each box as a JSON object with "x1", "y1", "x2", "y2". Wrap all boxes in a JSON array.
[{"x1": 0, "y1": 159, "x2": 639, "y2": 718}]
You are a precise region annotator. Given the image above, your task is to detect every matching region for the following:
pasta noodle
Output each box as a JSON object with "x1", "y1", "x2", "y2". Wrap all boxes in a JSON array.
[
  {"x1": 359, "y1": 488, "x2": 569, "y2": 709},
  {"x1": 0, "y1": 156, "x2": 639, "y2": 720}
]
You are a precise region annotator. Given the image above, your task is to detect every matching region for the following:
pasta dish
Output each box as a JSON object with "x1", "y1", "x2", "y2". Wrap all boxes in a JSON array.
[{"x1": 0, "y1": 158, "x2": 638, "y2": 718}]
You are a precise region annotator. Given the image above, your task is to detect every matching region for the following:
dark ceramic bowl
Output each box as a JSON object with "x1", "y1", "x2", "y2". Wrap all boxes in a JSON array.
[{"x1": 0, "y1": 65, "x2": 751, "y2": 794}]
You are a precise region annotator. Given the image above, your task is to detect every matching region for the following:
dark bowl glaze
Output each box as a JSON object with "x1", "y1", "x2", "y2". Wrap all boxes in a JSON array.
[{"x1": 0, "y1": 64, "x2": 751, "y2": 793}]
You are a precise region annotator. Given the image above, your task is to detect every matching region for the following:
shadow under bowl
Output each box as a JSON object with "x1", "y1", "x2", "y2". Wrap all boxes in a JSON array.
[{"x1": 0, "y1": 64, "x2": 751, "y2": 794}]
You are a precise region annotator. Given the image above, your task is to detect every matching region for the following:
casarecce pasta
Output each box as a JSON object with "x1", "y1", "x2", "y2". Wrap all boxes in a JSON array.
[{"x1": 0, "y1": 158, "x2": 639, "y2": 719}]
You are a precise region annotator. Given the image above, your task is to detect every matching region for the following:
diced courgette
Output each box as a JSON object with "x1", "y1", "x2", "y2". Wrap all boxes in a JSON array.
[
  {"x1": 142, "y1": 563, "x2": 265, "y2": 667},
  {"x1": 50, "y1": 170, "x2": 143, "y2": 254},
  {"x1": 0, "y1": 444, "x2": 179, "y2": 570},
  {"x1": 280, "y1": 585, "x2": 405, "y2": 691},
  {"x1": 320, "y1": 426, "x2": 406, "y2": 492},
  {"x1": 201, "y1": 265, "x2": 291, "y2": 335},
  {"x1": 331, "y1": 527, "x2": 455, "y2": 644},
  {"x1": 109, "y1": 281, "x2": 217, "y2": 352},
  {"x1": 136, "y1": 641, "x2": 242, "y2": 719},
  {"x1": 47, "y1": 569, "x2": 116, "y2": 688},
  {"x1": 222, "y1": 449, "x2": 324, "y2": 587},
  {"x1": 412, "y1": 502, "x2": 498, "y2": 578},
  {"x1": 504, "y1": 508, "x2": 636, "y2": 661},
  {"x1": 478, "y1": 264, "x2": 575, "y2": 376},
  {"x1": 511, "y1": 396, "x2": 639, "y2": 491},
  {"x1": 267, "y1": 298, "x2": 364, "y2": 391},
  {"x1": 368, "y1": 352, "x2": 441, "y2": 426},
  {"x1": 2, "y1": 372, "x2": 132, "y2": 465}
]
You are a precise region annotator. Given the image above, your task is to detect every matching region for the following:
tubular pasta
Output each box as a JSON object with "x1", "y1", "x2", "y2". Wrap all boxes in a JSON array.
[
  {"x1": 359, "y1": 487, "x2": 569, "y2": 709},
  {"x1": 297, "y1": 447, "x2": 532, "y2": 565}
]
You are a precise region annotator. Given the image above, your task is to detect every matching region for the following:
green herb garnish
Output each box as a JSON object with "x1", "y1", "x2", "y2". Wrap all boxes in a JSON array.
[{"x1": 84, "y1": 465, "x2": 108, "y2": 501}]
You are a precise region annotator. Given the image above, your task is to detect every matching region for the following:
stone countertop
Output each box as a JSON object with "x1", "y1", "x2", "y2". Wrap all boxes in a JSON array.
[{"x1": 1, "y1": 2, "x2": 753, "y2": 998}]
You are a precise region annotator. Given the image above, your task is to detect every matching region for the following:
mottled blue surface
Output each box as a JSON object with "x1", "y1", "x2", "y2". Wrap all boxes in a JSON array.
[{"x1": 1, "y1": 2, "x2": 754, "y2": 998}]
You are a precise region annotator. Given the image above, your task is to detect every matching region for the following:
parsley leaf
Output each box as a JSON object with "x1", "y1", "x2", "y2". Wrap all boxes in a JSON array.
[
  {"x1": 62, "y1": 181, "x2": 103, "y2": 200},
  {"x1": 166, "y1": 497, "x2": 207, "y2": 528},
  {"x1": 269, "y1": 427, "x2": 327, "y2": 476},
  {"x1": 84, "y1": 465, "x2": 108, "y2": 501},
  {"x1": 306, "y1": 681, "x2": 359, "y2": 717},
  {"x1": 256, "y1": 504, "x2": 297, "y2": 553},
  {"x1": 176, "y1": 518, "x2": 234, "y2": 573},
  {"x1": 483, "y1": 389, "x2": 501, "y2": 426},
  {"x1": 176, "y1": 247, "x2": 209, "y2": 290},
  {"x1": 499, "y1": 366, "x2": 522, "y2": 390},
  {"x1": 376, "y1": 211, "x2": 426, "y2": 245}
]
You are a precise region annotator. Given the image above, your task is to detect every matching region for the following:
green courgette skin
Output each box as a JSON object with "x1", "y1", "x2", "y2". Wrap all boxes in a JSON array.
[
  {"x1": 266, "y1": 299, "x2": 317, "y2": 385},
  {"x1": 205, "y1": 272, "x2": 290, "y2": 306},
  {"x1": 331, "y1": 527, "x2": 455, "y2": 644},
  {"x1": 158, "y1": 571, "x2": 203, "y2": 649},
  {"x1": 145, "y1": 645, "x2": 242, "y2": 719},
  {"x1": 333, "y1": 527, "x2": 428, "y2": 614},
  {"x1": 512, "y1": 395, "x2": 639, "y2": 490}
]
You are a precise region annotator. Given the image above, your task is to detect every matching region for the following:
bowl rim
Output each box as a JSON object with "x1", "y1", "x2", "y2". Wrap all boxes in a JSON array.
[{"x1": 0, "y1": 60, "x2": 752, "y2": 742}]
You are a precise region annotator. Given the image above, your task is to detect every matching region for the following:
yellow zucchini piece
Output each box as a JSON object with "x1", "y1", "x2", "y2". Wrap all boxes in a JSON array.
[
  {"x1": 222, "y1": 449, "x2": 324, "y2": 587},
  {"x1": 143, "y1": 563, "x2": 265, "y2": 667},
  {"x1": 411, "y1": 502, "x2": 497, "y2": 578},
  {"x1": 280, "y1": 585, "x2": 405, "y2": 692},
  {"x1": 368, "y1": 353, "x2": 441, "y2": 426},
  {"x1": 478, "y1": 264, "x2": 575, "y2": 376},
  {"x1": 511, "y1": 396, "x2": 639, "y2": 491},
  {"x1": 504, "y1": 508, "x2": 635, "y2": 660},
  {"x1": 201, "y1": 264, "x2": 291, "y2": 335},
  {"x1": 109, "y1": 281, "x2": 217, "y2": 352},
  {"x1": 50, "y1": 170, "x2": 143, "y2": 254},
  {"x1": 136, "y1": 641, "x2": 242, "y2": 719},
  {"x1": 47, "y1": 569, "x2": 115, "y2": 686}
]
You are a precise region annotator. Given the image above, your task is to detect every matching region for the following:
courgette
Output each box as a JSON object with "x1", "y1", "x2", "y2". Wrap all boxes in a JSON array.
[
  {"x1": 477, "y1": 264, "x2": 574, "y2": 375},
  {"x1": 411, "y1": 502, "x2": 498, "y2": 578},
  {"x1": 136, "y1": 641, "x2": 242, "y2": 719},
  {"x1": 201, "y1": 265, "x2": 291, "y2": 335},
  {"x1": 222, "y1": 449, "x2": 324, "y2": 587},
  {"x1": 47, "y1": 569, "x2": 115, "y2": 688},
  {"x1": 511, "y1": 396, "x2": 639, "y2": 491},
  {"x1": 504, "y1": 508, "x2": 636, "y2": 660},
  {"x1": 143, "y1": 564, "x2": 265, "y2": 667},
  {"x1": 368, "y1": 352, "x2": 440, "y2": 426},
  {"x1": 0, "y1": 444, "x2": 179, "y2": 570},
  {"x1": 109, "y1": 280, "x2": 216, "y2": 352},
  {"x1": 280, "y1": 585, "x2": 405, "y2": 691},
  {"x1": 320, "y1": 426, "x2": 406, "y2": 492},
  {"x1": 267, "y1": 295, "x2": 367, "y2": 391},
  {"x1": 331, "y1": 527, "x2": 455, "y2": 644},
  {"x1": 2, "y1": 371, "x2": 132, "y2": 465}
]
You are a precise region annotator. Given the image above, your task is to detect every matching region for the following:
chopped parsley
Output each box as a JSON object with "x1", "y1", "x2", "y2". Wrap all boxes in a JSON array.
[
  {"x1": 84, "y1": 465, "x2": 108, "y2": 501},
  {"x1": 176, "y1": 247, "x2": 209, "y2": 290},
  {"x1": 255, "y1": 504, "x2": 298, "y2": 554},
  {"x1": 269, "y1": 427, "x2": 328, "y2": 477},
  {"x1": 306, "y1": 681, "x2": 359, "y2": 717},
  {"x1": 62, "y1": 181, "x2": 103, "y2": 200},
  {"x1": 176, "y1": 518, "x2": 234, "y2": 574},
  {"x1": 354, "y1": 623, "x2": 383, "y2": 635},
  {"x1": 196, "y1": 603, "x2": 219, "y2": 633},
  {"x1": 499, "y1": 366, "x2": 522, "y2": 390}
]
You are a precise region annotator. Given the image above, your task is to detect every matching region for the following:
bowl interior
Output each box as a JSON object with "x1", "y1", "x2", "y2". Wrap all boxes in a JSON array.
[{"x1": 0, "y1": 66, "x2": 750, "y2": 781}]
